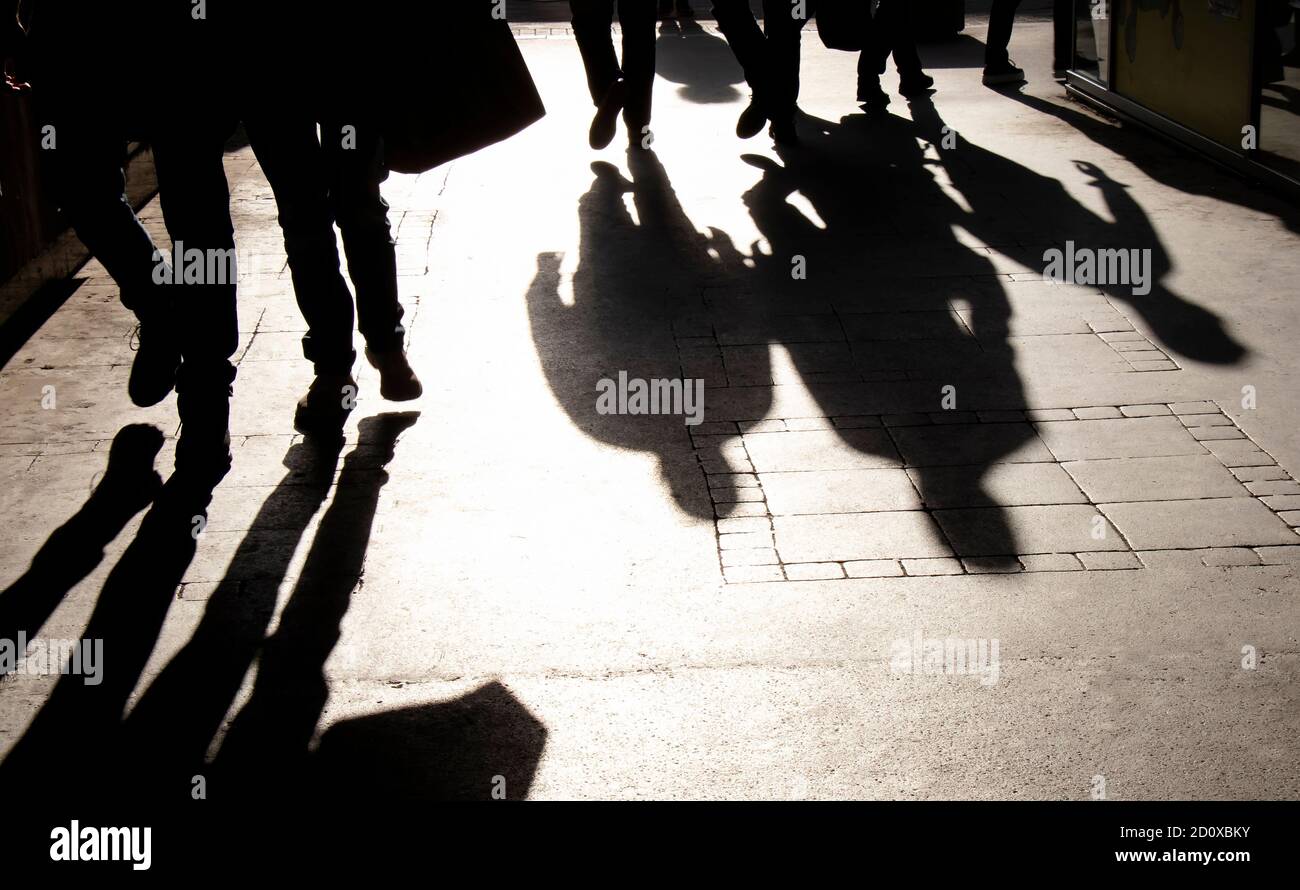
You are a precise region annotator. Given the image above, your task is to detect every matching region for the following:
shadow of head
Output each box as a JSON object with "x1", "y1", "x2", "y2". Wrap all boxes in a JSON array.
[
  {"x1": 308, "y1": 681, "x2": 547, "y2": 801},
  {"x1": 654, "y1": 18, "x2": 745, "y2": 104}
]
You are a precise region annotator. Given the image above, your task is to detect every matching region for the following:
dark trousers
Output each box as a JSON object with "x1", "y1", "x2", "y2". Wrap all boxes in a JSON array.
[
  {"x1": 986, "y1": 0, "x2": 1073, "y2": 69},
  {"x1": 862, "y1": 0, "x2": 922, "y2": 81},
  {"x1": 36, "y1": 113, "x2": 167, "y2": 324},
  {"x1": 151, "y1": 117, "x2": 241, "y2": 397},
  {"x1": 712, "y1": 0, "x2": 813, "y2": 124},
  {"x1": 245, "y1": 120, "x2": 404, "y2": 375},
  {"x1": 571, "y1": 0, "x2": 657, "y2": 129}
]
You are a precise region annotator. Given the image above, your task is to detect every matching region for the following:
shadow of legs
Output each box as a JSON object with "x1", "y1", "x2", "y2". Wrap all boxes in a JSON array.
[{"x1": 0, "y1": 424, "x2": 164, "y2": 679}]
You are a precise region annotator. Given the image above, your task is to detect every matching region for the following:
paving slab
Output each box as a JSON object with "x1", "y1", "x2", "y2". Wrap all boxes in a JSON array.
[
  {"x1": 1101, "y1": 498, "x2": 1300, "y2": 550},
  {"x1": 890, "y1": 423, "x2": 1052, "y2": 468},
  {"x1": 907, "y1": 462, "x2": 1087, "y2": 508},
  {"x1": 1034, "y1": 416, "x2": 1207, "y2": 461},
  {"x1": 742, "y1": 429, "x2": 901, "y2": 473},
  {"x1": 772, "y1": 512, "x2": 952, "y2": 563},
  {"x1": 759, "y1": 469, "x2": 921, "y2": 515},
  {"x1": 1061, "y1": 454, "x2": 1247, "y2": 503},
  {"x1": 933, "y1": 505, "x2": 1125, "y2": 557}
]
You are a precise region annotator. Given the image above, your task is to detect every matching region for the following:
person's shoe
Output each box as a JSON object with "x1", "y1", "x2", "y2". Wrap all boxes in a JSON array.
[
  {"x1": 736, "y1": 97, "x2": 767, "y2": 139},
  {"x1": 589, "y1": 79, "x2": 627, "y2": 150},
  {"x1": 1052, "y1": 67, "x2": 1067, "y2": 81},
  {"x1": 769, "y1": 118, "x2": 799, "y2": 147},
  {"x1": 127, "y1": 322, "x2": 181, "y2": 408},
  {"x1": 294, "y1": 371, "x2": 357, "y2": 438},
  {"x1": 857, "y1": 81, "x2": 891, "y2": 115},
  {"x1": 898, "y1": 71, "x2": 935, "y2": 97},
  {"x1": 982, "y1": 61, "x2": 1026, "y2": 86},
  {"x1": 365, "y1": 347, "x2": 423, "y2": 401}
]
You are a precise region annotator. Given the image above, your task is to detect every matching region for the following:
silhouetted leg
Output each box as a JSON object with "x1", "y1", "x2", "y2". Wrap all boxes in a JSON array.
[
  {"x1": 152, "y1": 119, "x2": 240, "y2": 469},
  {"x1": 571, "y1": 0, "x2": 621, "y2": 105},
  {"x1": 320, "y1": 121, "x2": 404, "y2": 355},
  {"x1": 1053, "y1": 0, "x2": 1072, "y2": 70},
  {"x1": 877, "y1": 0, "x2": 923, "y2": 78},
  {"x1": 857, "y1": 5, "x2": 890, "y2": 101},
  {"x1": 711, "y1": 0, "x2": 772, "y2": 109},
  {"x1": 245, "y1": 117, "x2": 358, "y2": 374},
  {"x1": 617, "y1": 0, "x2": 657, "y2": 131},
  {"x1": 38, "y1": 116, "x2": 163, "y2": 319},
  {"x1": 985, "y1": 0, "x2": 1023, "y2": 67},
  {"x1": 762, "y1": 0, "x2": 811, "y2": 126}
]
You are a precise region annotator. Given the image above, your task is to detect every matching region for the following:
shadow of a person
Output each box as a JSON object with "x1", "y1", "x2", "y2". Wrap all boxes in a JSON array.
[
  {"x1": 210, "y1": 413, "x2": 546, "y2": 801},
  {"x1": 0, "y1": 459, "x2": 226, "y2": 794},
  {"x1": 951, "y1": 92, "x2": 1259, "y2": 365},
  {"x1": 1004, "y1": 90, "x2": 1300, "y2": 235},
  {"x1": 529, "y1": 118, "x2": 1033, "y2": 561},
  {"x1": 733, "y1": 110, "x2": 1031, "y2": 563},
  {"x1": 526, "y1": 149, "x2": 757, "y2": 521},
  {"x1": 5, "y1": 411, "x2": 548, "y2": 804},
  {"x1": 116, "y1": 434, "x2": 348, "y2": 796},
  {"x1": 211, "y1": 412, "x2": 420, "y2": 793},
  {"x1": 655, "y1": 17, "x2": 746, "y2": 104},
  {"x1": 0, "y1": 424, "x2": 163, "y2": 678}
]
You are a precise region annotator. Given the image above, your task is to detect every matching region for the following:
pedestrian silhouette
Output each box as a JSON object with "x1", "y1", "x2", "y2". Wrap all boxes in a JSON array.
[
  {"x1": 572, "y1": 0, "x2": 659, "y2": 149},
  {"x1": 7, "y1": 0, "x2": 181, "y2": 408}
]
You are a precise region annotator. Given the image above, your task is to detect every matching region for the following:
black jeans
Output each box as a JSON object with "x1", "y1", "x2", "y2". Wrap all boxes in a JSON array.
[
  {"x1": 571, "y1": 0, "x2": 657, "y2": 130},
  {"x1": 151, "y1": 117, "x2": 241, "y2": 397},
  {"x1": 860, "y1": 0, "x2": 922, "y2": 84},
  {"x1": 712, "y1": 0, "x2": 813, "y2": 124},
  {"x1": 35, "y1": 111, "x2": 167, "y2": 324},
  {"x1": 246, "y1": 119, "x2": 404, "y2": 375},
  {"x1": 321, "y1": 121, "x2": 404, "y2": 358},
  {"x1": 987, "y1": 0, "x2": 1073, "y2": 69}
]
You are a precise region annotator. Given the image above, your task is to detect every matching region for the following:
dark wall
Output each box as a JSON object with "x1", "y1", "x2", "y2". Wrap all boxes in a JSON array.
[{"x1": 0, "y1": 92, "x2": 60, "y2": 284}]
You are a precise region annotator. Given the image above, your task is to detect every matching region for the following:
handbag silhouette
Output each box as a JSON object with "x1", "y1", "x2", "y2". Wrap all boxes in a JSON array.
[
  {"x1": 380, "y1": 5, "x2": 547, "y2": 174},
  {"x1": 816, "y1": 0, "x2": 871, "y2": 52}
]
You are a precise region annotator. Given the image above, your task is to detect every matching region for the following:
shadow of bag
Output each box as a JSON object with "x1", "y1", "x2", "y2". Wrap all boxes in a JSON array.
[
  {"x1": 381, "y1": 8, "x2": 547, "y2": 175},
  {"x1": 816, "y1": 0, "x2": 870, "y2": 52}
]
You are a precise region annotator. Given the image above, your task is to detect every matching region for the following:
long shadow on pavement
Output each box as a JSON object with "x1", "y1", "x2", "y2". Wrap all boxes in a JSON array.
[
  {"x1": 527, "y1": 95, "x2": 1249, "y2": 562},
  {"x1": 3, "y1": 412, "x2": 547, "y2": 803}
]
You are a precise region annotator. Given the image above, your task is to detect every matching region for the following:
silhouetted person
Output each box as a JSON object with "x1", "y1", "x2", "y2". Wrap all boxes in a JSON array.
[
  {"x1": 712, "y1": 0, "x2": 814, "y2": 145},
  {"x1": 4, "y1": 0, "x2": 180, "y2": 407},
  {"x1": 571, "y1": 0, "x2": 658, "y2": 149},
  {"x1": 858, "y1": 0, "x2": 933, "y2": 112},
  {"x1": 984, "y1": 0, "x2": 1073, "y2": 86},
  {"x1": 245, "y1": 117, "x2": 422, "y2": 438}
]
